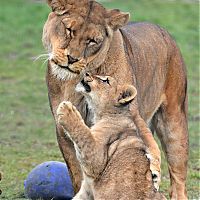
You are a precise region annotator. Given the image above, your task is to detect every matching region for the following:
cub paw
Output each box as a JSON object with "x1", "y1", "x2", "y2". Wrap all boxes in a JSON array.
[
  {"x1": 151, "y1": 170, "x2": 161, "y2": 191},
  {"x1": 57, "y1": 101, "x2": 83, "y2": 130},
  {"x1": 146, "y1": 153, "x2": 161, "y2": 191}
]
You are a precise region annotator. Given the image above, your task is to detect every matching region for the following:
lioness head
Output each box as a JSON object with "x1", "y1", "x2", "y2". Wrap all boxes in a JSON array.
[
  {"x1": 76, "y1": 73, "x2": 137, "y2": 116},
  {"x1": 43, "y1": 0, "x2": 129, "y2": 80}
]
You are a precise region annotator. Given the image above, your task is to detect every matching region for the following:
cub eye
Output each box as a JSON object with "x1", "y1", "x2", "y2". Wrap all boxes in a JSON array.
[
  {"x1": 66, "y1": 28, "x2": 72, "y2": 36},
  {"x1": 101, "y1": 78, "x2": 110, "y2": 85}
]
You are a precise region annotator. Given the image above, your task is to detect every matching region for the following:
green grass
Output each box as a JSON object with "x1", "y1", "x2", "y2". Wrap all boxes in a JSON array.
[{"x1": 0, "y1": 0, "x2": 199, "y2": 199}]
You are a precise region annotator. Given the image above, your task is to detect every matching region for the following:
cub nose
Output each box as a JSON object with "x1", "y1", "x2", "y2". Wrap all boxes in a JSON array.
[
  {"x1": 67, "y1": 55, "x2": 78, "y2": 64},
  {"x1": 86, "y1": 72, "x2": 91, "y2": 77},
  {"x1": 84, "y1": 73, "x2": 93, "y2": 82}
]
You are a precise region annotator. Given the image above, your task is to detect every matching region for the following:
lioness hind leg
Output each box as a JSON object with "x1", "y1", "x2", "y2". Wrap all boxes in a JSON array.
[
  {"x1": 152, "y1": 103, "x2": 188, "y2": 200},
  {"x1": 152, "y1": 42, "x2": 189, "y2": 199}
]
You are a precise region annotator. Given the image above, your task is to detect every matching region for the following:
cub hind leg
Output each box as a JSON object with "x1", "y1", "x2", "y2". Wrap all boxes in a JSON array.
[{"x1": 73, "y1": 179, "x2": 94, "y2": 200}]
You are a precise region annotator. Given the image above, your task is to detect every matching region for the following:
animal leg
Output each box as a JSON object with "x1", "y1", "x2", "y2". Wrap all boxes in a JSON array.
[
  {"x1": 133, "y1": 112, "x2": 161, "y2": 190},
  {"x1": 153, "y1": 104, "x2": 188, "y2": 200},
  {"x1": 73, "y1": 179, "x2": 94, "y2": 200},
  {"x1": 56, "y1": 125, "x2": 82, "y2": 193}
]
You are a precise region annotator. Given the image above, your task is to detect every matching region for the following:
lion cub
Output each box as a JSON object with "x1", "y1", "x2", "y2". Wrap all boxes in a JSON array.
[{"x1": 57, "y1": 74, "x2": 165, "y2": 200}]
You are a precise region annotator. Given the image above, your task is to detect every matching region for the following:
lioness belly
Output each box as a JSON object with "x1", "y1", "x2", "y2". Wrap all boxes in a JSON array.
[{"x1": 121, "y1": 22, "x2": 175, "y2": 121}]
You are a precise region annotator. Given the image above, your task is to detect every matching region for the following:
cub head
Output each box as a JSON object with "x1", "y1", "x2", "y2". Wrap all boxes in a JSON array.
[
  {"x1": 43, "y1": 0, "x2": 129, "y2": 80},
  {"x1": 76, "y1": 73, "x2": 137, "y2": 115}
]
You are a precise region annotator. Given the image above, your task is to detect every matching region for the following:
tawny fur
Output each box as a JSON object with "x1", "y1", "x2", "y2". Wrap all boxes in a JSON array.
[
  {"x1": 56, "y1": 75, "x2": 166, "y2": 200},
  {"x1": 43, "y1": 0, "x2": 188, "y2": 199}
]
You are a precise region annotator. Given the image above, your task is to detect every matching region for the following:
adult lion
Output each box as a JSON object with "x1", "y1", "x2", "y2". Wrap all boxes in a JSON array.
[{"x1": 43, "y1": 0, "x2": 188, "y2": 199}]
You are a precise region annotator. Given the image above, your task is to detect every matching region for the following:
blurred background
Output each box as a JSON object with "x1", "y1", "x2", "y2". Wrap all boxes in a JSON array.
[{"x1": 0, "y1": 0, "x2": 199, "y2": 199}]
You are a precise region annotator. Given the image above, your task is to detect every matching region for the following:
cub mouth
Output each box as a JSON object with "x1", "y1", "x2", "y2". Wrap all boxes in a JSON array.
[{"x1": 81, "y1": 79, "x2": 91, "y2": 92}]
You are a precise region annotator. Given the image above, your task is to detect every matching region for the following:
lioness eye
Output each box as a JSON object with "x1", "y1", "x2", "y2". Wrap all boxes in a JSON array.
[{"x1": 87, "y1": 39, "x2": 97, "y2": 46}]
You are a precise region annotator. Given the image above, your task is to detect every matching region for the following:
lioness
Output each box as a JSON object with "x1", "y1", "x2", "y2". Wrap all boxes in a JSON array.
[
  {"x1": 57, "y1": 74, "x2": 166, "y2": 200},
  {"x1": 43, "y1": 0, "x2": 188, "y2": 199}
]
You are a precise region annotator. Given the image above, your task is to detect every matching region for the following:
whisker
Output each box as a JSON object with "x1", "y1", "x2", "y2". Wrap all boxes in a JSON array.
[
  {"x1": 40, "y1": 57, "x2": 50, "y2": 69},
  {"x1": 33, "y1": 53, "x2": 50, "y2": 62}
]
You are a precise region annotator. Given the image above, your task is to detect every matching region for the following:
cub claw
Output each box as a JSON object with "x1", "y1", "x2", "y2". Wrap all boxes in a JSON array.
[
  {"x1": 151, "y1": 170, "x2": 160, "y2": 191},
  {"x1": 146, "y1": 153, "x2": 161, "y2": 191}
]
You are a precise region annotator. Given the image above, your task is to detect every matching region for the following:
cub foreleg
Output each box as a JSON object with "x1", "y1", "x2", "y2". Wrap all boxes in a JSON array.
[{"x1": 132, "y1": 109, "x2": 161, "y2": 190}]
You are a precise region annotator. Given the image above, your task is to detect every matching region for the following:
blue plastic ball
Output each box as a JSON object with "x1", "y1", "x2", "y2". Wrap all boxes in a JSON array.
[{"x1": 24, "y1": 161, "x2": 74, "y2": 200}]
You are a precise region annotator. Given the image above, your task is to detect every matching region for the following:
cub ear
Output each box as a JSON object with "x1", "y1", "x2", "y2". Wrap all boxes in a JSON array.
[
  {"x1": 116, "y1": 85, "x2": 137, "y2": 106},
  {"x1": 47, "y1": 0, "x2": 68, "y2": 15},
  {"x1": 106, "y1": 9, "x2": 130, "y2": 31}
]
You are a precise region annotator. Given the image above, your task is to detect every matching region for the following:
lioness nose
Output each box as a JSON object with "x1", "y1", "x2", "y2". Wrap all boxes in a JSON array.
[{"x1": 67, "y1": 55, "x2": 78, "y2": 64}]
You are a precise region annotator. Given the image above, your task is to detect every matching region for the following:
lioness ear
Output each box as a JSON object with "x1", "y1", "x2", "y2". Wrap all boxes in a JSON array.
[
  {"x1": 47, "y1": 0, "x2": 89, "y2": 15},
  {"x1": 107, "y1": 9, "x2": 130, "y2": 30},
  {"x1": 47, "y1": 0, "x2": 69, "y2": 15},
  {"x1": 116, "y1": 85, "x2": 137, "y2": 106}
]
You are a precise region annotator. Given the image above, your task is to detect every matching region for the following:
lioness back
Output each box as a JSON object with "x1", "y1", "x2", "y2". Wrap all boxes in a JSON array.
[{"x1": 120, "y1": 22, "x2": 179, "y2": 120}]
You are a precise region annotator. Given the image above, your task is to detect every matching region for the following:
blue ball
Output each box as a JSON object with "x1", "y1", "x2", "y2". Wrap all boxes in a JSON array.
[{"x1": 24, "y1": 161, "x2": 74, "y2": 200}]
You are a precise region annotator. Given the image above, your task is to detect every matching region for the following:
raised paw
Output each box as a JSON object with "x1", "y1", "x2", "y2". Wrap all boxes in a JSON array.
[{"x1": 57, "y1": 101, "x2": 83, "y2": 131}]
